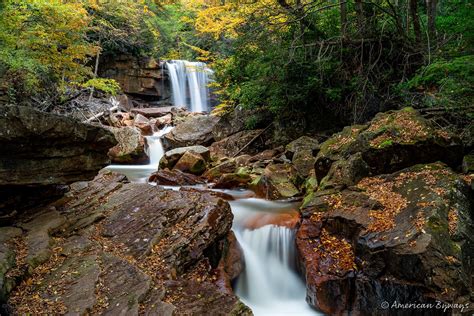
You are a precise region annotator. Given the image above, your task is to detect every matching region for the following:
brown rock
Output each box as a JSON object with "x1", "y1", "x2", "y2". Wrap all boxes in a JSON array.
[
  {"x1": 108, "y1": 126, "x2": 149, "y2": 164},
  {"x1": 210, "y1": 129, "x2": 268, "y2": 159},
  {"x1": 131, "y1": 106, "x2": 175, "y2": 118},
  {"x1": 162, "y1": 115, "x2": 219, "y2": 150},
  {"x1": 173, "y1": 151, "x2": 207, "y2": 175},
  {"x1": 253, "y1": 164, "x2": 300, "y2": 200},
  {"x1": 213, "y1": 173, "x2": 251, "y2": 189},
  {"x1": 297, "y1": 163, "x2": 474, "y2": 315},
  {"x1": 149, "y1": 169, "x2": 205, "y2": 186}
]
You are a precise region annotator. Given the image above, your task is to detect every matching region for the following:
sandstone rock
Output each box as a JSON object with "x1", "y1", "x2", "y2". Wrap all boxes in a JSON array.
[
  {"x1": 7, "y1": 172, "x2": 246, "y2": 315},
  {"x1": 319, "y1": 152, "x2": 370, "y2": 189},
  {"x1": 248, "y1": 148, "x2": 283, "y2": 163},
  {"x1": 212, "y1": 107, "x2": 251, "y2": 141},
  {"x1": 155, "y1": 113, "x2": 173, "y2": 128},
  {"x1": 297, "y1": 163, "x2": 474, "y2": 315},
  {"x1": 203, "y1": 159, "x2": 237, "y2": 181},
  {"x1": 162, "y1": 115, "x2": 219, "y2": 149},
  {"x1": 108, "y1": 126, "x2": 149, "y2": 164},
  {"x1": 159, "y1": 145, "x2": 210, "y2": 170},
  {"x1": 131, "y1": 106, "x2": 175, "y2": 118},
  {"x1": 173, "y1": 150, "x2": 207, "y2": 175},
  {"x1": 99, "y1": 55, "x2": 168, "y2": 99},
  {"x1": 285, "y1": 136, "x2": 320, "y2": 159},
  {"x1": 133, "y1": 113, "x2": 153, "y2": 135},
  {"x1": 243, "y1": 210, "x2": 300, "y2": 230},
  {"x1": 315, "y1": 108, "x2": 463, "y2": 182},
  {"x1": 210, "y1": 129, "x2": 268, "y2": 159},
  {"x1": 20, "y1": 209, "x2": 66, "y2": 269},
  {"x1": 149, "y1": 169, "x2": 205, "y2": 186},
  {"x1": 253, "y1": 164, "x2": 300, "y2": 200},
  {"x1": 101, "y1": 254, "x2": 151, "y2": 316},
  {"x1": 213, "y1": 173, "x2": 251, "y2": 189},
  {"x1": 0, "y1": 105, "x2": 116, "y2": 186}
]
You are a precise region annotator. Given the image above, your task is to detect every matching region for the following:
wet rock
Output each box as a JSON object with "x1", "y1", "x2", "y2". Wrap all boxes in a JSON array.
[
  {"x1": 253, "y1": 164, "x2": 300, "y2": 200},
  {"x1": 131, "y1": 106, "x2": 175, "y2": 118},
  {"x1": 203, "y1": 159, "x2": 237, "y2": 181},
  {"x1": 212, "y1": 107, "x2": 251, "y2": 141},
  {"x1": 315, "y1": 108, "x2": 463, "y2": 181},
  {"x1": 100, "y1": 254, "x2": 151, "y2": 316},
  {"x1": 213, "y1": 173, "x2": 251, "y2": 189},
  {"x1": 285, "y1": 136, "x2": 320, "y2": 159},
  {"x1": 319, "y1": 152, "x2": 370, "y2": 189},
  {"x1": 0, "y1": 105, "x2": 116, "y2": 186},
  {"x1": 159, "y1": 145, "x2": 210, "y2": 170},
  {"x1": 162, "y1": 115, "x2": 219, "y2": 149},
  {"x1": 297, "y1": 163, "x2": 474, "y2": 315},
  {"x1": 108, "y1": 126, "x2": 149, "y2": 164},
  {"x1": 162, "y1": 280, "x2": 252, "y2": 315},
  {"x1": 243, "y1": 210, "x2": 300, "y2": 230},
  {"x1": 210, "y1": 129, "x2": 268, "y2": 159},
  {"x1": 6, "y1": 172, "x2": 246, "y2": 315},
  {"x1": 149, "y1": 169, "x2": 205, "y2": 186},
  {"x1": 248, "y1": 148, "x2": 283, "y2": 163},
  {"x1": 100, "y1": 184, "x2": 233, "y2": 266},
  {"x1": 20, "y1": 209, "x2": 66, "y2": 269},
  {"x1": 155, "y1": 113, "x2": 173, "y2": 128},
  {"x1": 173, "y1": 151, "x2": 207, "y2": 175},
  {"x1": 133, "y1": 113, "x2": 153, "y2": 135}
]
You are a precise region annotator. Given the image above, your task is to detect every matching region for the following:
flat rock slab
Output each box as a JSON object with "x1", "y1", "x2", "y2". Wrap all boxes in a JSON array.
[
  {"x1": 131, "y1": 107, "x2": 175, "y2": 118},
  {"x1": 5, "y1": 172, "x2": 247, "y2": 315}
]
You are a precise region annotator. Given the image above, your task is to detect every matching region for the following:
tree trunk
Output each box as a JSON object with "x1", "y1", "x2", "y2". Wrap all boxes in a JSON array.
[
  {"x1": 355, "y1": 0, "x2": 364, "y2": 35},
  {"x1": 88, "y1": 48, "x2": 101, "y2": 102},
  {"x1": 426, "y1": 0, "x2": 437, "y2": 43},
  {"x1": 410, "y1": 0, "x2": 421, "y2": 44},
  {"x1": 340, "y1": 0, "x2": 347, "y2": 37}
]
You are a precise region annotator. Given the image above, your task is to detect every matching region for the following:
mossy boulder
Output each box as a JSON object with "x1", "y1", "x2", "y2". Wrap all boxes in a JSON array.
[
  {"x1": 173, "y1": 150, "x2": 207, "y2": 175},
  {"x1": 297, "y1": 163, "x2": 474, "y2": 315},
  {"x1": 253, "y1": 163, "x2": 300, "y2": 200},
  {"x1": 315, "y1": 108, "x2": 463, "y2": 181}
]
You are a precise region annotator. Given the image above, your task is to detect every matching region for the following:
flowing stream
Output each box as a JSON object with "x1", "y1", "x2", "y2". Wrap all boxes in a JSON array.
[
  {"x1": 105, "y1": 129, "x2": 320, "y2": 315},
  {"x1": 165, "y1": 60, "x2": 213, "y2": 112}
]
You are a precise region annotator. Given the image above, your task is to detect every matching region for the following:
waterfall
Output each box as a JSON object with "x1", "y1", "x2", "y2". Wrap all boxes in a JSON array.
[
  {"x1": 166, "y1": 60, "x2": 213, "y2": 112},
  {"x1": 105, "y1": 126, "x2": 174, "y2": 182},
  {"x1": 230, "y1": 198, "x2": 320, "y2": 316},
  {"x1": 145, "y1": 125, "x2": 174, "y2": 165}
]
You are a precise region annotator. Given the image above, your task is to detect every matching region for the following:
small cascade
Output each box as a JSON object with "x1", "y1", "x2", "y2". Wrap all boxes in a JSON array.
[
  {"x1": 145, "y1": 125, "x2": 174, "y2": 166},
  {"x1": 105, "y1": 126, "x2": 174, "y2": 182},
  {"x1": 230, "y1": 198, "x2": 319, "y2": 316},
  {"x1": 165, "y1": 60, "x2": 213, "y2": 112}
]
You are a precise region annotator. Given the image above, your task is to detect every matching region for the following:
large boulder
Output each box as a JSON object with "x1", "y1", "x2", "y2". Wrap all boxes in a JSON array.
[
  {"x1": 149, "y1": 169, "x2": 205, "y2": 186},
  {"x1": 159, "y1": 145, "x2": 210, "y2": 170},
  {"x1": 107, "y1": 126, "x2": 149, "y2": 164},
  {"x1": 297, "y1": 163, "x2": 474, "y2": 315},
  {"x1": 253, "y1": 163, "x2": 300, "y2": 200},
  {"x1": 4, "y1": 172, "x2": 251, "y2": 315},
  {"x1": 173, "y1": 150, "x2": 207, "y2": 175},
  {"x1": 210, "y1": 129, "x2": 268, "y2": 159},
  {"x1": 162, "y1": 115, "x2": 219, "y2": 150},
  {"x1": 0, "y1": 106, "x2": 116, "y2": 186},
  {"x1": 314, "y1": 108, "x2": 463, "y2": 182}
]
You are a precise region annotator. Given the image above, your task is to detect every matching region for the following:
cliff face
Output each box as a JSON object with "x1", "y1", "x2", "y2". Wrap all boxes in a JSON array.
[
  {"x1": 0, "y1": 105, "x2": 117, "y2": 216},
  {"x1": 99, "y1": 55, "x2": 170, "y2": 101}
]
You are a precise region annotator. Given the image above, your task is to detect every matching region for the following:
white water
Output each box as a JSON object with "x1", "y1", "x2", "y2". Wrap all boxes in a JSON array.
[
  {"x1": 166, "y1": 60, "x2": 213, "y2": 112},
  {"x1": 230, "y1": 198, "x2": 320, "y2": 316},
  {"x1": 105, "y1": 126, "x2": 173, "y2": 182}
]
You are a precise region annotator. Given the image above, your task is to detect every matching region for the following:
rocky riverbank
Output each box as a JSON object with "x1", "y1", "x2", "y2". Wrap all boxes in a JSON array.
[{"x1": 1, "y1": 104, "x2": 473, "y2": 315}]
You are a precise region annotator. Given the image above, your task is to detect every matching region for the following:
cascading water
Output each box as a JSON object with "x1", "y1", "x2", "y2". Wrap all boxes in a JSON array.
[
  {"x1": 166, "y1": 60, "x2": 213, "y2": 112},
  {"x1": 230, "y1": 198, "x2": 320, "y2": 316},
  {"x1": 105, "y1": 126, "x2": 174, "y2": 182}
]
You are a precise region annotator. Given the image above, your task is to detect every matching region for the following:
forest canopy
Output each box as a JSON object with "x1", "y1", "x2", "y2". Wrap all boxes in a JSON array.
[{"x1": 0, "y1": 0, "x2": 472, "y2": 124}]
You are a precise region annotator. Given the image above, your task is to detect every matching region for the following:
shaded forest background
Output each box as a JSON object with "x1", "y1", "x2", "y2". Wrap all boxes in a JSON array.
[{"x1": 0, "y1": 0, "x2": 472, "y2": 129}]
